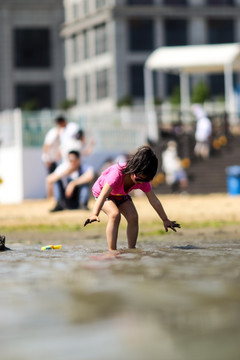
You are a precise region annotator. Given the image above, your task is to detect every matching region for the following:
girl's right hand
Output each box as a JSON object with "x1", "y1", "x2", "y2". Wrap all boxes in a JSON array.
[
  {"x1": 163, "y1": 219, "x2": 181, "y2": 232},
  {"x1": 84, "y1": 215, "x2": 100, "y2": 227}
]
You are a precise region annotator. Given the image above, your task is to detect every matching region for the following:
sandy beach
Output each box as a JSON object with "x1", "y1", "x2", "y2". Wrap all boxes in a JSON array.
[
  {"x1": 1, "y1": 192, "x2": 240, "y2": 248},
  {"x1": 1, "y1": 193, "x2": 240, "y2": 229}
]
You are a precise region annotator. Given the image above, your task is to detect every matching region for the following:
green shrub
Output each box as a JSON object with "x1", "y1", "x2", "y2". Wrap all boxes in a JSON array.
[
  {"x1": 117, "y1": 95, "x2": 133, "y2": 107},
  {"x1": 170, "y1": 86, "x2": 181, "y2": 105},
  {"x1": 59, "y1": 99, "x2": 76, "y2": 110},
  {"x1": 191, "y1": 81, "x2": 210, "y2": 104}
]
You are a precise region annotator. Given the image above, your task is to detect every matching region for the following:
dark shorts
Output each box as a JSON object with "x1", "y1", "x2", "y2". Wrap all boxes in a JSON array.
[{"x1": 106, "y1": 194, "x2": 132, "y2": 207}]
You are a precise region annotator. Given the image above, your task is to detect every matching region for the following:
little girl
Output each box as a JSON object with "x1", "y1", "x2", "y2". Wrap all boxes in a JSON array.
[{"x1": 84, "y1": 146, "x2": 180, "y2": 250}]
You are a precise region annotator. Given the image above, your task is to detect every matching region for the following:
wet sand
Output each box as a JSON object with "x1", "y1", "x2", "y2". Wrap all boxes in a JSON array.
[{"x1": 1, "y1": 194, "x2": 240, "y2": 360}]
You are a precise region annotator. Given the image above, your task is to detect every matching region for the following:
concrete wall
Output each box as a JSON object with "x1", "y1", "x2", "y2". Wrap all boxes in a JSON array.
[
  {"x1": 0, "y1": 109, "x2": 47, "y2": 204},
  {"x1": 0, "y1": 146, "x2": 23, "y2": 204},
  {"x1": 22, "y1": 148, "x2": 46, "y2": 200},
  {"x1": 0, "y1": 146, "x2": 47, "y2": 204}
]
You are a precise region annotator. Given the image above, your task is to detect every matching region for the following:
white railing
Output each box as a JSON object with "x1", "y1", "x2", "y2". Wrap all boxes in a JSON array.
[
  {"x1": 17, "y1": 108, "x2": 149, "y2": 151},
  {"x1": 69, "y1": 108, "x2": 149, "y2": 151},
  {"x1": 0, "y1": 106, "x2": 237, "y2": 203},
  {"x1": 0, "y1": 108, "x2": 150, "y2": 203}
]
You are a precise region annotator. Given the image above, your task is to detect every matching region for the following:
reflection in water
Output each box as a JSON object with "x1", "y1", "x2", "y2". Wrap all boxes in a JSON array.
[{"x1": 1, "y1": 236, "x2": 240, "y2": 360}]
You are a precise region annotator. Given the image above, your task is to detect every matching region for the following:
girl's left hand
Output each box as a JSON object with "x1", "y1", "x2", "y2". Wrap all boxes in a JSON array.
[
  {"x1": 163, "y1": 219, "x2": 181, "y2": 232},
  {"x1": 84, "y1": 215, "x2": 100, "y2": 227}
]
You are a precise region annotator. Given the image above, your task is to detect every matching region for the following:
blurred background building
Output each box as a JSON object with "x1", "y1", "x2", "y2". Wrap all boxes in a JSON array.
[
  {"x1": 1, "y1": 0, "x2": 240, "y2": 203},
  {"x1": 0, "y1": 0, "x2": 65, "y2": 111},
  {"x1": 61, "y1": 0, "x2": 240, "y2": 114},
  {"x1": 1, "y1": 0, "x2": 240, "y2": 112}
]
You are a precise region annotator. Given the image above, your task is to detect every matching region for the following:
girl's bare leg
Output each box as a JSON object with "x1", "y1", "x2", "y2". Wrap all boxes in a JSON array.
[
  {"x1": 102, "y1": 201, "x2": 121, "y2": 250},
  {"x1": 119, "y1": 200, "x2": 139, "y2": 249}
]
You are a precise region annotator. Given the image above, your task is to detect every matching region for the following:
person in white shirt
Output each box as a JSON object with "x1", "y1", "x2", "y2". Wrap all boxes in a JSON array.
[
  {"x1": 192, "y1": 104, "x2": 212, "y2": 159},
  {"x1": 42, "y1": 116, "x2": 81, "y2": 172},
  {"x1": 59, "y1": 121, "x2": 80, "y2": 162},
  {"x1": 162, "y1": 141, "x2": 188, "y2": 193},
  {"x1": 60, "y1": 129, "x2": 95, "y2": 162},
  {"x1": 42, "y1": 116, "x2": 67, "y2": 174}
]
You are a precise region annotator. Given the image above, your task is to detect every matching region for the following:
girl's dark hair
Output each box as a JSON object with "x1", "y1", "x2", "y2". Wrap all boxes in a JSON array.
[{"x1": 121, "y1": 146, "x2": 158, "y2": 181}]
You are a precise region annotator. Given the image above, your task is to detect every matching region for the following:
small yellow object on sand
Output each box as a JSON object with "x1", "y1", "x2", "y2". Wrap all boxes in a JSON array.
[{"x1": 41, "y1": 245, "x2": 62, "y2": 250}]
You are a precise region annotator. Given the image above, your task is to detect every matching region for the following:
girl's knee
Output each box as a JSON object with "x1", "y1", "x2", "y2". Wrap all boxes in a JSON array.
[
  {"x1": 109, "y1": 210, "x2": 121, "y2": 223},
  {"x1": 128, "y1": 211, "x2": 139, "y2": 225}
]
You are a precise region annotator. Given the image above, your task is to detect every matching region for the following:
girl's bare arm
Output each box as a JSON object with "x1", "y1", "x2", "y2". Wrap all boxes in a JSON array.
[
  {"x1": 146, "y1": 190, "x2": 180, "y2": 232},
  {"x1": 84, "y1": 183, "x2": 112, "y2": 225}
]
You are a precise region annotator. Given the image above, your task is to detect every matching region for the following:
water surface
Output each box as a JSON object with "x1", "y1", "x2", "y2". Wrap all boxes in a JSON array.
[{"x1": 1, "y1": 230, "x2": 240, "y2": 360}]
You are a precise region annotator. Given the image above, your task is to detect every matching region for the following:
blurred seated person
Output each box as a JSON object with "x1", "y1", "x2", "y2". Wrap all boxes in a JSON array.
[
  {"x1": 42, "y1": 116, "x2": 80, "y2": 197},
  {"x1": 162, "y1": 141, "x2": 188, "y2": 193},
  {"x1": 46, "y1": 150, "x2": 94, "y2": 212}
]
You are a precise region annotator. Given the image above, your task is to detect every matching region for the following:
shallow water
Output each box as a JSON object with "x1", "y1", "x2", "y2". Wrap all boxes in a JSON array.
[{"x1": 1, "y1": 232, "x2": 240, "y2": 360}]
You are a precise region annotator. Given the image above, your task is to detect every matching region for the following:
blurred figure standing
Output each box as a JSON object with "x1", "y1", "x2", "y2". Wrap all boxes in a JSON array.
[
  {"x1": 42, "y1": 116, "x2": 66, "y2": 174},
  {"x1": 192, "y1": 104, "x2": 212, "y2": 159},
  {"x1": 162, "y1": 141, "x2": 188, "y2": 193},
  {"x1": 61, "y1": 129, "x2": 95, "y2": 162}
]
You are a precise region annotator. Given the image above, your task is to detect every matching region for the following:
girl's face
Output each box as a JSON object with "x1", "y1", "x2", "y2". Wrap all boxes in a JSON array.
[{"x1": 131, "y1": 173, "x2": 150, "y2": 183}]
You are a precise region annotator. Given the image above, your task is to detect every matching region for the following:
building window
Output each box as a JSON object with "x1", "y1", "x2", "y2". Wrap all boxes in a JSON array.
[
  {"x1": 74, "y1": 78, "x2": 79, "y2": 104},
  {"x1": 96, "y1": 0, "x2": 107, "y2": 8},
  {"x1": 83, "y1": 0, "x2": 89, "y2": 14},
  {"x1": 14, "y1": 28, "x2": 50, "y2": 68},
  {"x1": 207, "y1": 0, "x2": 233, "y2": 5},
  {"x1": 72, "y1": 3, "x2": 79, "y2": 19},
  {"x1": 166, "y1": 74, "x2": 180, "y2": 97},
  {"x1": 209, "y1": 74, "x2": 237, "y2": 98},
  {"x1": 164, "y1": 20, "x2": 187, "y2": 97},
  {"x1": 127, "y1": 0, "x2": 153, "y2": 4},
  {"x1": 95, "y1": 23, "x2": 108, "y2": 55},
  {"x1": 96, "y1": 69, "x2": 109, "y2": 99},
  {"x1": 72, "y1": 35, "x2": 79, "y2": 63},
  {"x1": 209, "y1": 75, "x2": 225, "y2": 97},
  {"x1": 163, "y1": 0, "x2": 187, "y2": 4},
  {"x1": 129, "y1": 64, "x2": 144, "y2": 97},
  {"x1": 208, "y1": 19, "x2": 234, "y2": 44},
  {"x1": 164, "y1": 19, "x2": 187, "y2": 46},
  {"x1": 83, "y1": 30, "x2": 90, "y2": 59},
  {"x1": 128, "y1": 19, "x2": 154, "y2": 51},
  {"x1": 15, "y1": 84, "x2": 51, "y2": 110},
  {"x1": 84, "y1": 74, "x2": 90, "y2": 103},
  {"x1": 208, "y1": 20, "x2": 234, "y2": 98}
]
